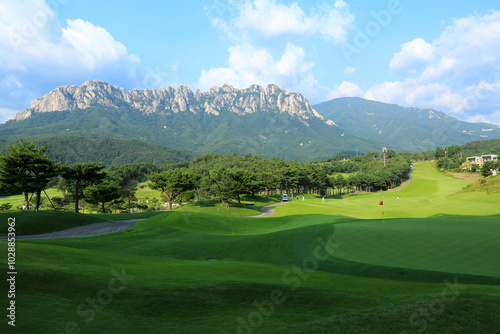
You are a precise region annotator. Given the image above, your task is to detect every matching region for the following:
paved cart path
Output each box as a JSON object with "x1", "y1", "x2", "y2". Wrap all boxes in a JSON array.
[
  {"x1": 386, "y1": 167, "x2": 414, "y2": 192},
  {"x1": 235, "y1": 201, "x2": 290, "y2": 218},
  {"x1": 342, "y1": 167, "x2": 415, "y2": 199}
]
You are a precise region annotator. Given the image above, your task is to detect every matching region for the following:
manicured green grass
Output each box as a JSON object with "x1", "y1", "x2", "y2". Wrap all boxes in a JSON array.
[
  {"x1": 182, "y1": 195, "x2": 281, "y2": 217},
  {"x1": 0, "y1": 187, "x2": 63, "y2": 208},
  {"x1": 332, "y1": 217, "x2": 500, "y2": 277},
  {"x1": 6, "y1": 236, "x2": 500, "y2": 333},
  {"x1": 277, "y1": 162, "x2": 500, "y2": 220},
  {"x1": 1, "y1": 161, "x2": 500, "y2": 333},
  {"x1": 135, "y1": 181, "x2": 162, "y2": 198}
]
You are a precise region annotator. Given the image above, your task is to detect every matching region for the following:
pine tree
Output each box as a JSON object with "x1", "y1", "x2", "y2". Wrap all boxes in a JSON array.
[
  {"x1": 0, "y1": 140, "x2": 56, "y2": 211},
  {"x1": 60, "y1": 162, "x2": 106, "y2": 213}
]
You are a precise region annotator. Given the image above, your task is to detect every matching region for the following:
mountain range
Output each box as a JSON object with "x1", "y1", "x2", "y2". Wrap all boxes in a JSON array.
[
  {"x1": 1, "y1": 80, "x2": 499, "y2": 165},
  {"x1": 313, "y1": 97, "x2": 500, "y2": 152}
]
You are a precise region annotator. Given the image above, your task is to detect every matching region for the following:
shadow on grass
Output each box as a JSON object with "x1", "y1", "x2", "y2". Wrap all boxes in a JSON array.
[
  {"x1": 18, "y1": 211, "x2": 500, "y2": 287},
  {"x1": 428, "y1": 213, "x2": 500, "y2": 220},
  {"x1": 322, "y1": 255, "x2": 500, "y2": 287},
  {"x1": 141, "y1": 213, "x2": 500, "y2": 286}
]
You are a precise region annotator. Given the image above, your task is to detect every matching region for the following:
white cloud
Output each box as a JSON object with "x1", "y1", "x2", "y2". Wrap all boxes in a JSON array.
[
  {"x1": 235, "y1": 0, "x2": 314, "y2": 37},
  {"x1": 465, "y1": 109, "x2": 500, "y2": 125},
  {"x1": 388, "y1": 11, "x2": 500, "y2": 83},
  {"x1": 344, "y1": 66, "x2": 356, "y2": 74},
  {"x1": 198, "y1": 43, "x2": 315, "y2": 95},
  {"x1": 357, "y1": 10, "x2": 500, "y2": 125},
  {"x1": 424, "y1": 10, "x2": 500, "y2": 83},
  {"x1": 0, "y1": 0, "x2": 145, "y2": 122},
  {"x1": 201, "y1": 0, "x2": 354, "y2": 100},
  {"x1": 389, "y1": 38, "x2": 434, "y2": 75},
  {"x1": 229, "y1": 0, "x2": 354, "y2": 43},
  {"x1": 327, "y1": 81, "x2": 363, "y2": 100},
  {"x1": 276, "y1": 44, "x2": 314, "y2": 76},
  {"x1": 465, "y1": 114, "x2": 492, "y2": 124},
  {"x1": 61, "y1": 19, "x2": 137, "y2": 71}
]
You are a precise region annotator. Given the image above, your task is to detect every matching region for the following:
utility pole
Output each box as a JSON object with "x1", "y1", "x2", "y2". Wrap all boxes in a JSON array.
[{"x1": 382, "y1": 147, "x2": 387, "y2": 167}]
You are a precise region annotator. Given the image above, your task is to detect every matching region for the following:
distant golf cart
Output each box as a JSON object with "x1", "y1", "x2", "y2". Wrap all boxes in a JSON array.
[{"x1": 282, "y1": 194, "x2": 289, "y2": 202}]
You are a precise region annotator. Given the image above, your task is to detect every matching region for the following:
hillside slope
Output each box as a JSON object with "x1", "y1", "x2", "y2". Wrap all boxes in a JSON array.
[
  {"x1": 314, "y1": 97, "x2": 500, "y2": 151},
  {"x1": 461, "y1": 138, "x2": 500, "y2": 156},
  {"x1": 459, "y1": 174, "x2": 500, "y2": 194},
  {"x1": 0, "y1": 81, "x2": 383, "y2": 163}
]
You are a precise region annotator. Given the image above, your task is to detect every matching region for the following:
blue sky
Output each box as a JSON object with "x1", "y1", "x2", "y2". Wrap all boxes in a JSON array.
[{"x1": 1, "y1": 0, "x2": 500, "y2": 125}]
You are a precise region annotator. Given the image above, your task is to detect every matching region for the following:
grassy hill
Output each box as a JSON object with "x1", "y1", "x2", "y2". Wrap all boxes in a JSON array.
[
  {"x1": 1, "y1": 162, "x2": 499, "y2": 333},
  {"x1": 459, "y1": 174, "x2": 500, "y2": 194}
]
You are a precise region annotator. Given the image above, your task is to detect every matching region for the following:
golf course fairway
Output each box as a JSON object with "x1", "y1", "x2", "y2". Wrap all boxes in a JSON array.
[{"x1": 1, "y1": 161, "x2": 500, "y2": 333}]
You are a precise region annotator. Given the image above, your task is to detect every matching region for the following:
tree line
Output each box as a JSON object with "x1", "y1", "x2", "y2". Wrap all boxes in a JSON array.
[
  {"x1": 434, "y1": 144, "x2": 500, "y2": 176},
  {"x1": 0, "y1": 140, "x2": 156, "y2": 213},
  {"x1": 0, "y1": 140, "x2": 413, "y2": 212},
  {"x1": 149, "y1": 151, "x2": 412, "y2": 208}
]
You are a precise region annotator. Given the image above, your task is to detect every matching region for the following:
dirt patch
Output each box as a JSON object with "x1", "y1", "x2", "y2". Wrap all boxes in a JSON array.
[{"x1": 450, "y1": 172, "x2": 483, "y2": 183}]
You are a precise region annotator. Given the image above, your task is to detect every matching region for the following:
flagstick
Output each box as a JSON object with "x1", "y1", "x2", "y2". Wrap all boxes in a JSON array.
[{"x1": 379, "y1": 201, "x2": 384, "y2": 224}]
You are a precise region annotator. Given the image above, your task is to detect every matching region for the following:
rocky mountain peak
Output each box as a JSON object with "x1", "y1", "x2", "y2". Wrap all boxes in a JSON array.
[{"x1": 12, "y1": 80, "x2": 324, "y2": 123}]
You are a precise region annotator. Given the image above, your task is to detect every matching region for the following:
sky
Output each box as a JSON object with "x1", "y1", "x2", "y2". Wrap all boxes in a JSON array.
[{"x1": 1, "y1": 0, "x2": 500, "y2": 125}]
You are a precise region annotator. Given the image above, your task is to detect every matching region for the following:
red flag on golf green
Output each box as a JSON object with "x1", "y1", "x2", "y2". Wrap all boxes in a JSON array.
[{"x1": 379, "y1": 201, "x2": 383, "y2": 205}]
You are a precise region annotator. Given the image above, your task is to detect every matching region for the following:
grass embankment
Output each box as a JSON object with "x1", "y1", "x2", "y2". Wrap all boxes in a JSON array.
[
  {"x1": 458, "y1": 174, "x2": 500, "y2": 194},
  {"x1": 1, "y1": 161, "x2": 500, "y2": 333}
]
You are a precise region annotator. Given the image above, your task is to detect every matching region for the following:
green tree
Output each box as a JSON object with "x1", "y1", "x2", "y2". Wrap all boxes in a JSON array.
[
  {"x1": 0, "y1": 140, "x2": 56, "y2": 211},
  {"x1": 83, "y1": 180, "x2": 121, "y2": 213},
  {"x1": 232, "y1": 169, "x2": 254, "y2": 204},
  {"x1": 447, "y1": 145, "x2": 461, "y2": 157},
  {"x1": 481, "y1": 160, "x2": 499, "y2": 177},
  {"x1": 435, "y1": 147, "x2": 446, "y2": 158},
  {"x1": 334, "y1": 174, "x2": 346, "y2": 196},
  {"x1": 256, "y1": 171, "x2": 279, "y2": 197},
  {"x1": 107, "y1": 164, "x2": 156, "y2": 213},
  {"x1": 60, "y1": 162, "x2": 106, "y2": 213},
  {"x1": 206, "y1": 167, "x2": 239, "y2": 208},
  {"x1": 148, "y1": 168, "x2": 193, "y2": 210},
  {"x1": 347, "y1": 174, "x2": 359, "y2": 193},
  {"x1": 311, "y1": 165, "x2": 331, "y2": 196},
  {"x1": 437, "y1": 157, "x2": 448, "y2": 169},
  {"x1": 386, "y1": 149, "x2": 396, "y2": 159}
]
